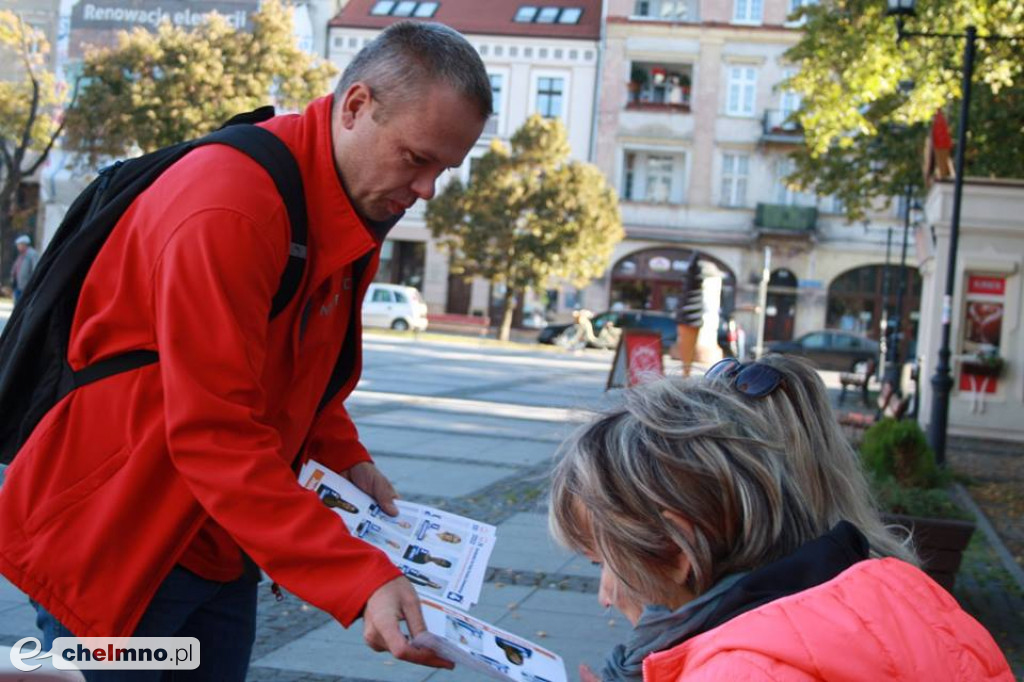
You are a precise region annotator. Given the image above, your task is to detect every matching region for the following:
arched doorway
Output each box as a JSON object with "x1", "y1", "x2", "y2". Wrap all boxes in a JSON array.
[
  {"x1": 827, "y1": 264, "x2": 922, "y2": 358},
  {"x1": 765, "y1": 268, "x2": 798, "y2": 342},
  {"x1": 609, "y1": 248, "x2": 736, "y2": 314}
]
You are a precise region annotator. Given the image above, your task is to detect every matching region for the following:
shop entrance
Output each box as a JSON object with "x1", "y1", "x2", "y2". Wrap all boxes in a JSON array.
[{"x1": 609, "y1": 248, "x2": 736, "y2": 315}]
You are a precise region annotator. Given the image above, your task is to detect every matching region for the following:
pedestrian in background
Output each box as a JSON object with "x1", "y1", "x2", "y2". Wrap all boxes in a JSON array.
[
  {"x1": 550, "y1": 355, "x2": 1012, "y2": 681},
  {"x1": 10, "y1": 234, "x2": 38, "y2": 304},
  {"x1": 0, "y1": 21, "x2": 490, "y2": 681}
]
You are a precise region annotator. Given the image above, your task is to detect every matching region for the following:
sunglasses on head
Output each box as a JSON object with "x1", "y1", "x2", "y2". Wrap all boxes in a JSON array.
[{"x1": 705, "y1": 358, "x2": 785, "y2": 399}]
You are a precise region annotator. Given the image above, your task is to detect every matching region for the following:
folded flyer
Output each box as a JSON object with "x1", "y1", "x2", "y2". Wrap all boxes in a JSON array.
[
  {"x1": 414, "y1": 597, "x2": 568, "y2": 682},
  {"x1": 299, "y1": 460, "x2": 495, "y2": 609}
]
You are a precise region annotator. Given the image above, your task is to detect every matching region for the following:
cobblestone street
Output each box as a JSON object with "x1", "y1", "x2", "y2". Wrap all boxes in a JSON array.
[{"x1": 1, "y1": 330, "x2": 1021, "y2": 680}]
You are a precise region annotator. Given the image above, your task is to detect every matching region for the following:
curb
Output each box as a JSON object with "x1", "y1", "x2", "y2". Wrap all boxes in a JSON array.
[{"x1": 951, "y1": 483, "x2": 1024, "y2": 592}]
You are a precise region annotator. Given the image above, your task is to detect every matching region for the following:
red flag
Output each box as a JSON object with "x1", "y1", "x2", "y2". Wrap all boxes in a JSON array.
[{"x1": 932, "y1": 110, "x2": 953, "y2": 150}]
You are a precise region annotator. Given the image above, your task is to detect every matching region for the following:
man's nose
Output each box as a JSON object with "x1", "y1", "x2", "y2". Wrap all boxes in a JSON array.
[{"x1": 410, "y1": 171, "x2": 437, "y2": 201}]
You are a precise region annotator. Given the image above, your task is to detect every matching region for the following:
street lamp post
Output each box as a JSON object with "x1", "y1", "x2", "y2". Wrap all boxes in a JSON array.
[
  {"x1": 880, "y1": 225, "x2": 894, "y2": 381},
  {"x1": 884, "y1": 186, "x2": 918, "y2": 392},
  {"x1": 884, "y1": 0, "x2": 1014, "y2": 466}
]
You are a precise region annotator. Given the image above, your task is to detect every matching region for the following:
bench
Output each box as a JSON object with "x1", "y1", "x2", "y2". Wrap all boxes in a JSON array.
[
  {"x1": 426, "y1": 313, "x2": 492, "y2": 337},
  {"x1": 839, "y1": 358, "x2": 876, "y2": 407}
]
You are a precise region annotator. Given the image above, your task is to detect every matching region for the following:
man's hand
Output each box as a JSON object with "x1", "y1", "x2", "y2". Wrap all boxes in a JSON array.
[
  {"x1": 346, "y1": 461, "x2": 399, "y2": 516},
  {"x1": 363, "y1": 576, "x2": 454, "y2": 669}
]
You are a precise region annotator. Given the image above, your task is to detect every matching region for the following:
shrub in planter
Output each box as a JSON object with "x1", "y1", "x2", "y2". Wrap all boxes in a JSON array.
[{"x1": 860, "y1": 418, "x2": 975, "y2": 591}]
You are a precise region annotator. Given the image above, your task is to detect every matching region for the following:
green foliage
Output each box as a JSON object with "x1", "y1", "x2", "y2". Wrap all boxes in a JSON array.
[
  {"x1": 426, "y1": 115, "x2": 623, "y2": 341},
  {"x1": 860, "y1": 418, "x2": 970, "y2": 520},
  {"x1": 861, "y1": 417, "x2": 943, "y2": 488},
  {"x1": 871, "y1": 475, "x2": 972, "y2": 520},
  {"x1": 784, "y1": 0, "x2": 1024, "y2": 221},
  {"x1": 63, "y1": 0, "x2": 335, "y2": 161}
]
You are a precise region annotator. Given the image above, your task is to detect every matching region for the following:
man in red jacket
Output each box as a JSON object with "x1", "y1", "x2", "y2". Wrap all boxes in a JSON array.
[{"x1": 0, "y1": 20, "x2": 490, "y2": 681}]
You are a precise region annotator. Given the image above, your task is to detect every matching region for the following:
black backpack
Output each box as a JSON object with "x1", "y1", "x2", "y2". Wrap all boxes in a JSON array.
[{"x1": 0, "y1": 107, "x2": 310, "y2": 465}]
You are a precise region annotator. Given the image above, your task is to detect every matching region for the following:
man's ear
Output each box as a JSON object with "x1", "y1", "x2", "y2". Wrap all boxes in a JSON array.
[
  {"x1": 662, "y1": 509, "x2": 695, "y2": 585},
  {"x1": 338, "y1": 82, "x2": 373, "y2": 130}
]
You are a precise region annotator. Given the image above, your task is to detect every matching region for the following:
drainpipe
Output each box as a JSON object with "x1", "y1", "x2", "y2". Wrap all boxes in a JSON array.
[{"x1": 587, "y1": 0, "x2": 609, "y2": 163}]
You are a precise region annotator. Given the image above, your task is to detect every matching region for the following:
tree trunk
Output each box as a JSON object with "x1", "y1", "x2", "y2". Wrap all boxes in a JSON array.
[
  {"x1": 498, "y1": 287, "x2": 517, "y2": 342},
  {"x1": 0, "y1": 189, "x2": 16, "y2": 291}
]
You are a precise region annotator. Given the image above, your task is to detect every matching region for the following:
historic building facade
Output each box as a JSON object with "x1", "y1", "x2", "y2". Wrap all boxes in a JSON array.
[{"x1": 582, "y1": 0, "x2": 914, "y2": 352}]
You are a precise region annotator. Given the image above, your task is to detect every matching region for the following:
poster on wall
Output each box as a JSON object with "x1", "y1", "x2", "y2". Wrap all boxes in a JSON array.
[{"x1": 959, "y1": 274, "x2": 1006, "y2": 396}]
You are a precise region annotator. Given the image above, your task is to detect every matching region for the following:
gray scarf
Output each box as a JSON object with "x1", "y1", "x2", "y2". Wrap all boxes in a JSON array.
[{"x1": 601, "y1": 573, "x2": 747, "y2": 682}]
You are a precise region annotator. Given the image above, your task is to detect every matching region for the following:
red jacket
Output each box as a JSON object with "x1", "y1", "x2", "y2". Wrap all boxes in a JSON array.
[
  {"x1": 643, "y1": 558, "x2": 1013, "y2": 681},
  {"x1": 0, "y1": 96, "x2": 402, "y2": 638}
]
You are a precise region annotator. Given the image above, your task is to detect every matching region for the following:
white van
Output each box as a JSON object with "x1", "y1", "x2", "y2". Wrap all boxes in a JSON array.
[{"x1": 362, "y1": 283, "x2": 429, "y2": 331}]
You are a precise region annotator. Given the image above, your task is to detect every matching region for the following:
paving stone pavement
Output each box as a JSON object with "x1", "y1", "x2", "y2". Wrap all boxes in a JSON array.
[{"x1": 1, "y1": 336, "x2": 1021, "y2": 680}]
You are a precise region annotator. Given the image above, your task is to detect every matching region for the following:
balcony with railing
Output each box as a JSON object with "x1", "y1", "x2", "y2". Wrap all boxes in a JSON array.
[
  {"x1": 754, "y1": 203, "x2": 817, "y2": 235},
  {"x1": 627, "y1": 62, "x2": 693, "y2": 113},
  {"x1": 761, "y1": 109, "x2": 804, "y2": 144}
]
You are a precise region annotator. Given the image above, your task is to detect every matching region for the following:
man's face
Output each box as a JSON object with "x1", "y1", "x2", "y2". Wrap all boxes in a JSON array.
[
  {"x1": 333, "y1": 82, "x2": 485, "y2": 222},
  {"x1": 16, "y1": 242, "x2": 27, "y2": 254}
]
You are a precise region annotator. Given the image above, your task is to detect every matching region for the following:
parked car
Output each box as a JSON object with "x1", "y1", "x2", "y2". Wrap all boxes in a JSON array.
[
  {"x1": 361, "y1": 283, "x2": 429, "y2": 331},
  {"x1": 537, "y1": 309, "x2": 677, "y2": 352},
  {"x1": 767, "y1": 330, "x2": 879, "y2": 371}
]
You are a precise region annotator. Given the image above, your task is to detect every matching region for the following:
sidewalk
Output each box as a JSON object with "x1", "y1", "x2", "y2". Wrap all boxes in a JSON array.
[{"x1": 0, "y1": 340, "x2": 1020, "y2": 680}]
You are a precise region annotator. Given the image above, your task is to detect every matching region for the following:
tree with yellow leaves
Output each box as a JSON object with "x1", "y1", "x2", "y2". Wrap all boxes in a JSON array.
[{"x1": 63, "y1": 0, "x2": 334, "y2": 162}]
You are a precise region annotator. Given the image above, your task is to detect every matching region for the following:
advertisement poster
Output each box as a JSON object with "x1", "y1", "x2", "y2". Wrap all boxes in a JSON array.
[
  {"x1": 960, "y1": 274, "x2": 1006, "y2": 395},
  {"x1": 414, "y1": 598, "x2": 567, "y2": 682},
  {"x1": 299, "y1": 460, "x2": 495, "y2": 609}
]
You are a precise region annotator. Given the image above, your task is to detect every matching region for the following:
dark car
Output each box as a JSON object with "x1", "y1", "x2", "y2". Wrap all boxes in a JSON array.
[
  {"x1": 537, "y1": 309, "x2": 678, "y2": 352},
  {"x1": 767, "y1": 330, "x2": 880, "y2": 371}
]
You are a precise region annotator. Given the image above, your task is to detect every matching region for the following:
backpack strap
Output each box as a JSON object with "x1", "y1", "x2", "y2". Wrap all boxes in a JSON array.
[{"x1": 195, "y1": 125, "x2": 308, "y2": 319}]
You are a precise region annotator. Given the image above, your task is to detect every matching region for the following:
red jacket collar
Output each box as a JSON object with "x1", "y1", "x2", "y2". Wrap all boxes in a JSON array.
[{"x1": 262, "y1": 96, "x2": 376, "y2": 283}]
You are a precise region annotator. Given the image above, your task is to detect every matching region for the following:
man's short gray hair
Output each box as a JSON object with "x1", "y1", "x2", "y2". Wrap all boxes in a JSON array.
[{"x1": 335, "y1": 21, "x2": 492, "y2": 121}]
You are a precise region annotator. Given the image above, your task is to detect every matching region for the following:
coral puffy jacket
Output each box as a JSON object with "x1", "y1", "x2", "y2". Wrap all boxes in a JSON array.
[{"x1": 643, "y1": 558, "x2": 1013, "y2": 681}]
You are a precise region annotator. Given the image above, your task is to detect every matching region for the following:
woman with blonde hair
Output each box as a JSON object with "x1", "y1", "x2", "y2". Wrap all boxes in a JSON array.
[{"x1": 550, "y1": 355, "x2": 1011, "y2": 681}]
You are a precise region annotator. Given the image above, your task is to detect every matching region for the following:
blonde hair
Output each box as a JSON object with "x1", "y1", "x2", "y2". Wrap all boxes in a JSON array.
[{"x1": 549, "y1": 355, "x2": 916, "y2": 605}]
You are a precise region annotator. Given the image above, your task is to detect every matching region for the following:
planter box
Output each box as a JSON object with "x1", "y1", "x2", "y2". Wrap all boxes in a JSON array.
[
  {"x1": 961, "y1": 360, "x2": 1003, "y2": 378},
  {"x1": 883, "y1": 513, "x2": 976, "y2": 591}
]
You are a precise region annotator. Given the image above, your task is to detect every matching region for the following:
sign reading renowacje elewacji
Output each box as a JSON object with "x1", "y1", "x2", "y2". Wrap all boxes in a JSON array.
[{"x1": 64, "y1": 0, "x2": 259, "y2": 60}]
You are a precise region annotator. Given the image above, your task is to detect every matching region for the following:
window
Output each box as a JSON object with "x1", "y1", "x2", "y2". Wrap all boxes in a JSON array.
[
  {"x1": 623, "y1": 153, "x2": 636, "y2": 201},
  {"x1": 536, "y1": 77, "x2": 564, "y2": 118},
  {"x1": 733, "y1": 0, "x2": 763, "y2": 23},
  {"x1": 774, "y1": 158, "x2": 814, "y2": 206},
  {"x1": 645, "y1": 156, "x2": 674, "y2": 203},
  {"x1": 371, "y1": 1, "x2": 438, "y2": 17},
  {"x1": 515, "y1": 6, "x2": 582, "y2": 23},
  {"x1": 536, "y1": 6, "x2": 559, "y2": 22},
  {"x1": 721, "y1": 153, "x2": 749, "y2": 207},
  {"x1": 393, "y1": 290, "x2": 408, "y2": 303},
  {"x1": 484, "y1": 73, "x2": 503, "y2": 135},
  {"x1": 629, "y1": 62, "x2": 692, "y2": 107},
  {"x1": 372, "y1": 289, "x2": 393, "y2": 303},
  {"x1": 801, "y1": 332, "x2": 828, "y2": 349},
  {"x1": 787, "y1": 0, "x2": 817, "y2": 22},
  {"x1": 413, "y1": 1, "x2": 438, "y2": 16},
  {"x1": 392, "y1": 1, "x2": 417, "y2": 15},
  {"x1": 779, "y1": 69, "x2": 801, "y2": 125},
  {"x1": 726, "y1": 66, "x2": 757, "y2": 117},
  {"x1": 634, "y1": 0, "x2": 691, "y2": 20},
  {"x1": 558, "y1": 7, "x2": 583, "y2": 23},
  {"x1": 623, "y1": 151, "x2": 685, "y2": 204}
]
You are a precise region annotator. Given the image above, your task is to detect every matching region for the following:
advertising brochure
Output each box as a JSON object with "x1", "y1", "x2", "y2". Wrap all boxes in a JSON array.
[
  {"x1": 298, "y1": 460, "x2": 495, "y2": 609},
  {"x1": 414, "y1": 597, "x2": 568, "y2": 682}
]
